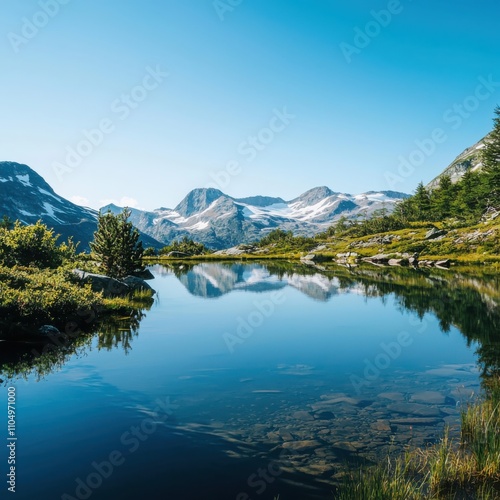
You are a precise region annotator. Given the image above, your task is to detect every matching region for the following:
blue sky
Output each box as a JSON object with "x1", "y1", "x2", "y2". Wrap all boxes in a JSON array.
[{"x1": 1, "y1": 0, "x2": 499, "y2": 210}]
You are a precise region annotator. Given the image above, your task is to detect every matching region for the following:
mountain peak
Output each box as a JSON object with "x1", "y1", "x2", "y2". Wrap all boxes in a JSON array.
[
  {"x1": 291, "y1": 186, "x2": 335, "y2": 205},
  {"x1": 0, "y1": 161, "x2": 55, "y2": 194},
  {"x1": 174, "y1": 187, "x2": 226, "y2": 217}
]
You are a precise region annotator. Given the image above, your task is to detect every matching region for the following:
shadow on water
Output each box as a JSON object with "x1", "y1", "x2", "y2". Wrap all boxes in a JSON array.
[{"x1": 0, "y1": 306, "x2": 150, "y2": 382}]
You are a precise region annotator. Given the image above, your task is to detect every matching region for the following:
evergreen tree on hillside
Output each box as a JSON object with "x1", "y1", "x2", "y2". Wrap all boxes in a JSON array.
[
  {"x1": 432, "y1": 175, "x2": 455, "y2": 218},
  {"x1": 481, "y1": 106, "x2": 500, "y2": 208},
  {"x1": 413, "y1": 182, "x2": 432, "y2": 220},
  {"x1": 0, "y1": 215, "x2": 13, "y2": 230},
  {"x1": 90, "y1": 209, "x2": 144, "y2": 279},
  {"x1": 453, "y1": 169, "x2": 484, "y2": 217}
]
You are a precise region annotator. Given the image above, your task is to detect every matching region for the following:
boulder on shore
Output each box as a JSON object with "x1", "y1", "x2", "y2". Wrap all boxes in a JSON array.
[
  {"x1": 122, "y1": 276, "x2": 155, "y2": 294},
  {"x1": 72, "y1": 270, "x2": 155, "y2": 297}
]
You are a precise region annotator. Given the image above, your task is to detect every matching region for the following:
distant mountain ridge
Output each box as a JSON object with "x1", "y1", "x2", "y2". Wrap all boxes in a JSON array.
[
  {"x1": 103, "y1": 186, "x2": 409, "y2": 250},
  {"x1": 0, "y1": 161, "x2": 409, "y2": 251}
]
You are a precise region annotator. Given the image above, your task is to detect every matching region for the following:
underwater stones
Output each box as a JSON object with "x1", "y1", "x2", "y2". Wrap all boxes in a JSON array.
[
  {"x1": 314, "y1": 411, "x2": 336, "y2": 421},
  {"x1": 282, "y1": 440, "x2": 321, "y2": 452},
  {"x1": 389, "y1": 417, "x2": 442, "y2": 426},
  {"x1": 378, "y1": 392, "x2": 405, "y2": 401},
  {"x1": 292, "y1": 411, "x2": 315, "y2": 421},
  {"x1": 370, "y1": 420, "x2": 391, "y2": 432},
  {"x1": 410, "y1": 391, "x2": 447, "y2": 405},
  {"x1": 387, "y1": 403, "x2": 443, "y2": 418}
]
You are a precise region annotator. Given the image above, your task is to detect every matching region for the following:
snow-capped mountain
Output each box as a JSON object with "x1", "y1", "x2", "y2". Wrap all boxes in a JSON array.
[
  {"x1": 0, "y1": 162, "x2": 163, "y2": 250},
  {"x1": 0, "y1": 161, "x2": 99, "y2": 248},
  {"x1": 103, "y1": 186, "x2": 408, "y2": 250},
  {"x1": 0, "y1": 161, "x2": 407, "y2": 251}
]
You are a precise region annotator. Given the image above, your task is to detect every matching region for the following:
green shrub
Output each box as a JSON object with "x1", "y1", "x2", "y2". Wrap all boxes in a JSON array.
[
  {"x1": 0, "y1": 221, "x2": 73, "y2": 268},
  {"x1": 0, "y1": 266, "x2": 101, "y2": 324}
]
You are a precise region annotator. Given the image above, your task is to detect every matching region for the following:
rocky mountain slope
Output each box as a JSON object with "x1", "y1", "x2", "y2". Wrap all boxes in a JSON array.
[
  {"x1": 0, "y1": 162, "x2": 163, "y2": 250},
  {"x1": 103, "y1": 187, "x2": 409, "y2": 250},
  {"x1": 426, "y1": 135, "x2": 487, "y2": 189}
]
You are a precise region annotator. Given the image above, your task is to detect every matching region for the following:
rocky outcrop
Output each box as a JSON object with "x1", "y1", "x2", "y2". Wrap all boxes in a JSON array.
[
  {"x1": 122, "y1": 276, "x2": 155, "y2": 293},
  {"x1": 72, "y1": 270, "x2": 155, "y2": 297},
  {"x1": 425, "y1": 228, "x2": 446, "y2": 240}
]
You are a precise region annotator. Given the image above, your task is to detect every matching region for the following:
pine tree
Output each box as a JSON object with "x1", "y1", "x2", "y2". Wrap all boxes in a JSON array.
[
  {"x1": 432, "y1": 175, "x2": 455, "y2": 219},
  {"x1": 481, "y1": 106, "x2": 500, "y2": 208},
  {"x1": 453, "y1": 169, "x2": 483, "y2": 217},
  {"x1": 413, "y1": 182, "x2": 432, "y2": 220},
  {"x1": 90, "y1": 209, "x2": 144, "y2": 279},
  {"x1": 0, "y1": 215, "x2": 13, "y2": 229}
]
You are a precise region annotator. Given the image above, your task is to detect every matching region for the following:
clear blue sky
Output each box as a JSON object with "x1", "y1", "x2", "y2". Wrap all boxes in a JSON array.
[{"x1": 1, "y1": 0, "x2": 499, "y2": 210}]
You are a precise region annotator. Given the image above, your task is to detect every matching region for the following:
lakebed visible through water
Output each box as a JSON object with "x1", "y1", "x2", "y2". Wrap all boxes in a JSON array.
[{"x1": 1, "y1": 262, "x2": 498, "y2": 499}]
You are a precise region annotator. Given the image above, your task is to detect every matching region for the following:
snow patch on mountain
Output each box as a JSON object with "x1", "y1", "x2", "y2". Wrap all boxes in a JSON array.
[{"x1": 16, "y1": 174, "x2": 32, "y2": 187}]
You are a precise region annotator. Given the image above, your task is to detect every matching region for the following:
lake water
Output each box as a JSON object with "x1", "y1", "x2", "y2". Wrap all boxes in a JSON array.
[{"x1": 2, "y1": 262, "x2": 499, "y2": 500}]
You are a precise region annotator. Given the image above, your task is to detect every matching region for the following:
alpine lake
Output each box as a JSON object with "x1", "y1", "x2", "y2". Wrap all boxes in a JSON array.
[{"x1": 1, "y1": 261, "x2": 499, "y2": 500}]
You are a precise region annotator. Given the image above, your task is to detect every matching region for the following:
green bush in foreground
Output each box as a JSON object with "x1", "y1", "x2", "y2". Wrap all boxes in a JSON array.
[
  {"x1": 0, "y1": 266, "x2": 101, "y2": 324},
  {"x1": 0, "y1": 220, "x2": 76, "y2": 268}
]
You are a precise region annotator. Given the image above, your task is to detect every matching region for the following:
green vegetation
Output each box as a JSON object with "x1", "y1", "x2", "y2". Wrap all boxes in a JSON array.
[
  {"x1": 90, "y1": 208, "x2": 145, "y2": 279},
  {"x1": 0, "y1": 216, "x2": 153, "y2": 337},
  {"x1": 338, "y1": 384, "x2": 500, "y2": 499},
  {"x1": 158, "y1": 236, "x2": 211, "y2": 256},
  {"x1": 0, "y1": 221, "x2": 98, "y2": 327},
  {"x1": 0, "y1": 265, "x2": 100, "y2": 325},
  {"x1": 482, "y1": 105, "x2": 500, "y2": 207}
]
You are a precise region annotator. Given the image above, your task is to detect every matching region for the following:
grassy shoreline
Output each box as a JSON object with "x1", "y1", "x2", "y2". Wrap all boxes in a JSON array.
[
  {"x1": 145, "y1": 219, "x2": 500, "y2": 267},
  {"x1": 337, "y1": 382, "x2": 500, "y2": 499}
]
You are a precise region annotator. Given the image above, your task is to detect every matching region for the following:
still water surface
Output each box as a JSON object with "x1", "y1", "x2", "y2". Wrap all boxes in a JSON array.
[{"x1": 3, "y1": 262, "x2": 499, "y2": 499}]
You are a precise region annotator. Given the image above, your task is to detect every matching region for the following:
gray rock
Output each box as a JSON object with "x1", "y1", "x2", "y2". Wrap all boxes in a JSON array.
[
  {"x1": 72, "y1": 269, "x2": 130, "y2": 298},
  {"x1": 425, "y1": 228, "x2": 446, "y2": 240},
  {"x1": 302, "y1": 254, "x2": 317, "y2": 261},
  {"x1": 167, "y1": 251, "x2": 191, "y2": 258},
  {"x1": 388, "y1": 258, "x2": 403, "y2": 266},
  {"x1": 132, "y1": 269, "x2": 155, "y2": 280},
  {"x1": 122, "y1": 276, "x2": 156, "y2": 295},
  {"x1": 363, "y1": 253, "x2": 391, "y2": 264},
  {"x1": 38, "y1": 325, "x2": 60, "y2": 336},
  {"x1": 435, "y1": 259, "x2": 451, "y2": 268}
]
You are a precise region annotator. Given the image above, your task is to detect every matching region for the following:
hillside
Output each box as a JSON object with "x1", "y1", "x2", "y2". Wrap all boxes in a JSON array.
[
  {"x1": 0, "y1": 162, "x2": 163, "y2": 250},
  {"x1": 426, "y1": 135, "x2": 486, "y2": 189}
]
